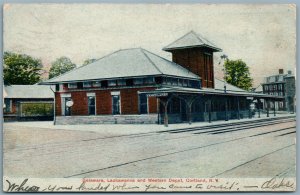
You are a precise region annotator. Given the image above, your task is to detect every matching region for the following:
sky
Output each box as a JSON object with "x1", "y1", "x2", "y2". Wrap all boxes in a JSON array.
[{"x1": 3, "y1": 3, "x2": 296, "y2": 87}]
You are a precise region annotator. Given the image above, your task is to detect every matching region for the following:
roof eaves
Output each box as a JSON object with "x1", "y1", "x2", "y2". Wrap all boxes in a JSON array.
[
  {"x1": 40, "y1": 49, "x2": 123, "y2": 84},
  {"x1": 163, "y1": 44, "x2": 222, "y2": 52}
]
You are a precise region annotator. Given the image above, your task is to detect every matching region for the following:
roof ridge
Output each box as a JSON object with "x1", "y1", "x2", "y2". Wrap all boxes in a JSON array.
[
  {"x1": 163, "y1": 30, "x2": 222, "y2": 52},
  {"x1": 142, "y1": 49, "x2": 200, "y2": 79},
  {"x1": 119, "y1": 47, "x2": 142, "y2": 51},
  {"x1": 193, "y1": 31, "x2": 218, "y2": 48},
  {"x1": 41, "y1": 49, "x2": 123, "y2": 84},
  {"x1": 140, "y1": 48, "x2": 163, "y2": 74},
  {"x1": 191, "y1": 31, "x2": 205, "y2": 45},
  {"x1": 162, "y1": 31, "x2": 194, "y2": 50}
]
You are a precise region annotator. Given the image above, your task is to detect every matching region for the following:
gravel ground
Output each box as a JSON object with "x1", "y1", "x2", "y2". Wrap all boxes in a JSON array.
[{"x1": 3, "y1": 115, "x2": 296, "y2": 179}]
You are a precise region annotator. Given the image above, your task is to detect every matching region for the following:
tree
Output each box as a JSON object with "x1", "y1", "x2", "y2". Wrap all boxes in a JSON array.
[
  {"x1": 3, "y1": 51, "x2": 42, "y2": 85},
  {"x1": 48, "y1": 57, "x2": 76, "y2": 79},
  {"x1": 82, "y1": 58, "x2": 97, "y2": 66},
  {"x1": 224, "y1": 59, "x2": 253, "y2": 91}
]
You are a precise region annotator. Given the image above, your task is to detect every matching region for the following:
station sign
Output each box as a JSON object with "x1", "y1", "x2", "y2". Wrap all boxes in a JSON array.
[
  {"x1": 147, "y1": 93, "x2": 168, "y2": 97},
  {"x1": 66, "y1": 100, "x2": 74, "y2": 107}
]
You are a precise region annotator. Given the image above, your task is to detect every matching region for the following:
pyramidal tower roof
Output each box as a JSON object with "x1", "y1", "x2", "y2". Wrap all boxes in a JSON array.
[{"x1": 163, "y1": 31, "x2": 222, "y2": 52}]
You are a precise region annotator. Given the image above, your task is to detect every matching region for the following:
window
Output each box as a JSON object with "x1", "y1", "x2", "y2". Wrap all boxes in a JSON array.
[
  {"x1": 279, "y1": 102, "x2": 284, "y2": 108},
  {"x1": 166, "y1": 77, "x2": 172, "y2": 85},
  {"x1": 264, "y1": 85, "x2": 268, "y2": 91},
  {"x1": 144, "y1": 77, "x2": 154, "y2": 84},
  {"x1": 4, "y1": 99, "x2": 12, "y2": 113},
  {"x1": 126, "y1": 79, "x2": 133, "y2": 86},
  {"x1": 83, "y1": 82, "x2": 92, "y2": 88},
  {"x1": 108, "y1": 80, "x2": 117, "y2": 87},
  {"x1": 189, "y1": 80, "x2": 201, "y2": 88},
  {"x1": 172, "y1": 78, "x2": 178, "y2": 86},
  {"x1": 133, "y1": 78, "x2": 143, "y2": 85},
  {"x1": 55, "y1": 84, "x2": 59, "y2": 91},
  {"x1": 117, "y1": 79, "x2": 126, "y2": 86},
  {"x1": 204, "y1": 54, "x2": 211, "y2": 82},
  {"x1": 178, "y1": 79, "x2": 184, "y2": 86},
  {"x1": 139, "y1": 94, "x2": 148, "y2": 114},
  {"x1": 112, "y1": 95, "x2": 121, "y2": 115},
  {"x1": 93, "y1": 81, "x2": 101, "y2": 87},
  {"x1": 183, "y1": 80, "x2": 188, "y2": 87},
  {"x1": 68, "y1": 83, "x2": 77, "y2": 89},
  {"x1": 88, "y1": 96, "x2": 96, "y2": 115}
]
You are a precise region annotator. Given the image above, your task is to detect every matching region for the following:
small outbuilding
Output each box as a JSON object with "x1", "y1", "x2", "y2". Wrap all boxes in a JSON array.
[{"x1": 3, "y1": 85, "x2": 54, "y2": 121}]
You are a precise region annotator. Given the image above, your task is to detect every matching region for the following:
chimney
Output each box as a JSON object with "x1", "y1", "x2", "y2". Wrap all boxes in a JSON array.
[{"x1": 279, "y1": 69, "x2": 284, "y2": 74}]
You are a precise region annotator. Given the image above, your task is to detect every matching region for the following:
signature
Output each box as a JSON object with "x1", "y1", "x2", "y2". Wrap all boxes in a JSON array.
[
  {"x1": 5, "y1": 179, "x2": 40, "y2": 192},
  {"x1": 261, "y1": 177, "x2": 295, "y2": 190}
]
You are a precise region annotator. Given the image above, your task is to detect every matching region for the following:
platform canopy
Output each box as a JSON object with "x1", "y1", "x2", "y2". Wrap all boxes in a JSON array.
[{"x1": 140, "y1": 86, "x2": 285, "y2": 100}]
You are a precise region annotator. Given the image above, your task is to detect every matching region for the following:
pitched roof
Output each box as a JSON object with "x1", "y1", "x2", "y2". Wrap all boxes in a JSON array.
[
  {"x1": 163, "y1": 31, "x2": 222, "y2": 52},
  {"x1": 4, "y1": 85, "x2": 54, "y2": 99},
  {"x1": 42, "y1": 48, "x2": 200, "y2": 84},
  {"x1": 214, "y1": 78, "x2": 246, "y2": 92},
  {"x1": 253, "y1": 84, "x2": 263, "y2": 93}
]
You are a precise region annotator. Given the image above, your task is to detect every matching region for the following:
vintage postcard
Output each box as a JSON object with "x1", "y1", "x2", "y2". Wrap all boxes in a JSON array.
[{"x1": 2, "y1": 3, "x2": 296, "y2": 192}]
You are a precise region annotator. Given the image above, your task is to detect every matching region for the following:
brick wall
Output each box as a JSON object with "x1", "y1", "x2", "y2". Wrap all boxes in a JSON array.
[
  {"x1": 55, "y1": 87, "x2": 157, "y2": 116},
  {"x1": 148, "y1": 96, "x2": 158, "y2": 113},
  {"x1": 71, "y1": 91, "x2": 89, "y2": 115},
  {"x1": 171, "y1": 48, "x2": 214, "y2": 88},
  {"x1": 120, "y1": 88, "x2": 139, "y2": 114},
  {"x1": 96, "y1": 90, "x2": 112, "y2": 114},
  {"x1": 55, "y1": 93, "x2": 62, "y2": 116}
]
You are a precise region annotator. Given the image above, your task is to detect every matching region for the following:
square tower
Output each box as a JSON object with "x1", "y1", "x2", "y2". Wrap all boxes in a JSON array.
[{"x1": 163, "y1": 31, "x2": 222, "y2": 88}]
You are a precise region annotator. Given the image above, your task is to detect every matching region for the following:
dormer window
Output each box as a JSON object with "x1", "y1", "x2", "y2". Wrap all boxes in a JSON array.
[
  {"x1": 172, "y1": 78, "x2": 178, "y2": 86},
  {"x1": 133, "y1": 78, "x2": 143, "y2": 85},
  {"x1": 108, "y1": 80, "x2": 117, "y2": 87},
  {"x1": 117, "y1": 79, "x2": 126, "y2": 86},
  {"x1": 143, "y1": 77, "x2": 154, "y2": 84},
  {"x1": 68, "y1": 83, "x2": 77, "y2": 89},
  {"x1": 93, "y1": 81, "x2": 101, "y2": 87},
  {"x1": 183, "y1": 80, "x2": 188, "y2": 87},
  {"x1": 83, "y1": 82, "x2": 92, "y2": 88}
]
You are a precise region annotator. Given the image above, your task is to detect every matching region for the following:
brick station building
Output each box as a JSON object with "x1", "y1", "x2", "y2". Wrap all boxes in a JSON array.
[{"x1": 41, "y1": 31, "x2": 283, "y2": 125}]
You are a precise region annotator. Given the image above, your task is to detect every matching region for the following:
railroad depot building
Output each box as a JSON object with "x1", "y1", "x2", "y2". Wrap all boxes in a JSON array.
[{"x1": 41, "y1": 31, "x2": 283, "y2": 125}]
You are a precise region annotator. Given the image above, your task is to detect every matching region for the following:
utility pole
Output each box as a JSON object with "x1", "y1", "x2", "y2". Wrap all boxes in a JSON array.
[{"x1": 220, "y1": 54, "x2": 228, "y2": 93}]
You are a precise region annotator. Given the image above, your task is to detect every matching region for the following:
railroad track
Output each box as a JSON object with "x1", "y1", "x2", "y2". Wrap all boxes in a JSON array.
[
  {"x1": 4, "y1": 116, "x2": 296, "y2": 178},
  {"x1": 162, "y1": 116, "x2": 295, "y2": 134},
  {"x1": 64, "y1": 125, "x2": 296, "y2": 178},
  {"x1": 4, "y1": 116, "x2": 296, "y2": 154}
]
